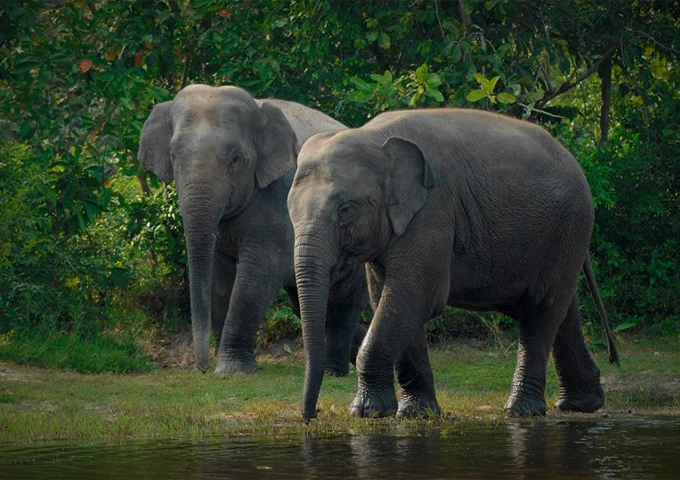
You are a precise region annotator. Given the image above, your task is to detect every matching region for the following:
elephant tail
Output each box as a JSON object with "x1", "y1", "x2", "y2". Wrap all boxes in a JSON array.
[{"x1": 583, "y1": 252, "x2": 620, "y2": 366}]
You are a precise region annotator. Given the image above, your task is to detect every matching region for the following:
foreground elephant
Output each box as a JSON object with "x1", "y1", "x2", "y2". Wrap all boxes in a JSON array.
[
  {"x1": 288, "y1": 108, "x2": 619, "y2": 421},
  {"x1": 138, "y1": 85, "x2": 367, "y2": 375}
]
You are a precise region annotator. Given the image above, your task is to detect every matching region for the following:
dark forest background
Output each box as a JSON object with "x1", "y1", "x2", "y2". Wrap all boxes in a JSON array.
[{"x1": 1, "y1": 0, "x2": 678, "y2": 372}]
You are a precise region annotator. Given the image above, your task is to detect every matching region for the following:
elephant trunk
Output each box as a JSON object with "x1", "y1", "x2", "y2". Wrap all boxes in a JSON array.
[
  {"x1": 179, "y1": 184, "x2": 221, "y2": 372},
  {"x1": 294, "y1": 227, "x2": 336, "y2": 422}
]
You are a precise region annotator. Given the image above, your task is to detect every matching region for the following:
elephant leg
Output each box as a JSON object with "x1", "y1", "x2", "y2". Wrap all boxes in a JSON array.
[
  {"x1": 214, "y1": 256, "x2": 281, "y2": 375},
  {"x1": 211, "y1": 251, "x2": 236, "y2": 350},
  {"x1": 395, "y1": 331, "x2": 441, "y2": 418},
  {"x1": 324, "y1": 270, "x2": 364, "y2": 377},
  {"x1": 365, "y1": 263, "x2": 384, "y2": 312},
  {"x1": 504, "y1": 303, "x2": 565, "y2": 417},
  {"x1": 350, "y1": 323, "x2": 367, "y2": 366},
  {"x1": 552, "y1": 296, "x2": 604, "y2": 413},
  {"x1": 350, "y1": 281, "x2": 439, "y2": 418}
]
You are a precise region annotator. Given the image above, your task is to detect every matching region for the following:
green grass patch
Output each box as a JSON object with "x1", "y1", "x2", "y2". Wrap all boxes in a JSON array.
[
  {"x1": 0, "y1": 326, "x2": 152, "y2": 374},
  {"x1": 0, "y1": 336, "x2": 677, "y2": 443}
]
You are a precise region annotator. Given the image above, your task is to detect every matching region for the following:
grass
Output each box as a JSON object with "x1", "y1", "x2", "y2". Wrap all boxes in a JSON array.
[
  {"x1": 0, "y1": 326, "x2": 152, "y2": 374},
  {"x1": 0, "y1": 336, "x2": 678, "y2": 443}
]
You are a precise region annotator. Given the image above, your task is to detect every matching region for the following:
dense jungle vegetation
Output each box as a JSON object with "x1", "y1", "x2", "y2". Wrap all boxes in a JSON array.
[{"x1": 0, "y1": 0, "x2": 678, "y2": 372}]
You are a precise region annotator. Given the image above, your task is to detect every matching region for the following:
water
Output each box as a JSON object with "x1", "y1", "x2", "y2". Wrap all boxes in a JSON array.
[{"x1": 1, "y1": 418, "x2": 679, "y2": 479}]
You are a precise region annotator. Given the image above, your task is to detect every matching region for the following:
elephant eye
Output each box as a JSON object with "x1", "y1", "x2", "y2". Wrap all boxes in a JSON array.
[
  {"x1": 229, "y1": 152, "x2": 243, "y2": 167},
  {"x1": 337, "y1": 202, "x2": 357, "y2": 224}
]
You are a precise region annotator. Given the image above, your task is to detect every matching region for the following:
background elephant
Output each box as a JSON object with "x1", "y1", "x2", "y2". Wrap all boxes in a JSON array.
[
  {"x1": 287, "y1": 108, "x2": 619, "y2": 421},
  {"x1": 138, "y1": 84, "x2": 367, "y2": 375}
]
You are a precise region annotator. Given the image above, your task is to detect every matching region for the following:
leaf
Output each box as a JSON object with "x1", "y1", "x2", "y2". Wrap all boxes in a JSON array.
[
  {"x1": 474, "y1": 73, "x2": 486, "y2": 84},
  {"x1": 452, "y1": 44, "x2": 462, "y2": 63},
  {"x1": 428, "y1": 88, "x2": 444, "y2": 103},
  {"x1": 525, "y1": 90, "x2": 545, "y2": 104},
  {"x1": 79, "y1": 59, "x2": 93, "y2": 73},
  {"x1": 13, "y1": 59, "x2": 42, "y2": 73},
  {"x1": 427, "y1": 73, "x2": 442, "y2": 87},
  {"x1": 76, "y1": 210, "x2": 86, "y2": 231},
  {"x1": 496, "y1": 92, "x2": 516, "y2": 104},
  {"x1": 466, "y1": 89, "x2": 488, "y2": 102},
  {"x1": 349, "y1": 76, "x2": 372, "y2": 91},
  {"x1": 147, "y1": 86, "x2": 171, "y2": 101},
  {"x1": 84, "y1": 201, "x2": 99, "y2": 221},
  {"x1": 120, "y1": 97, "x2": 134, "y2": 110},
  {"x1": 613, "y1": 321, "x2": 638, "y2": 333},
  {"x1": 483, "y1": 75, "x2": 500, "y2": 94},
  {"x1": 378, "y1": 32, "x2": 391, "y2": 50},
  {"x1": 366, "y1": 31, "x2": 379, "y2": 42}
]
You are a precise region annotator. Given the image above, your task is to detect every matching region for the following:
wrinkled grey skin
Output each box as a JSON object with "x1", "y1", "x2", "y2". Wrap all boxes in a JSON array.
[
  {"x1": 288, "y1": 108, "x2": 619, "y2": 421},
  {"x1": 138, "y1": 84, "x2": 367, "y2": 376}
]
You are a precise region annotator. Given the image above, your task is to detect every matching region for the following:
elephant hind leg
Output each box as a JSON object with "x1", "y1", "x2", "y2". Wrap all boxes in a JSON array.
[
  {"x1": 504, "y1": 302, "x2": 565, "y2": 417},
  {"x1": 552, "y1": 297, "x2": 604, "y2": 413}
]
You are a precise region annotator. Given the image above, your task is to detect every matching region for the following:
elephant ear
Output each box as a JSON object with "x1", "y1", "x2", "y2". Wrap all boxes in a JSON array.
[
  {"x1": 138, "y1": 101, "x2": 174, "y2": 184},
  {"x1": 255, "y1": 102, "x2": 298, "y2": 189},
  {"x1": 382, "y1": 136, "x2": 435, "y2": 237}
]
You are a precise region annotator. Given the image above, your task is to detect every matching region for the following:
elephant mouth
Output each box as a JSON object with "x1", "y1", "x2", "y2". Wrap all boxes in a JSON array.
[
  {"x1": 218, "y1": 188, "x2": 254, "y2": 225},
  {"x1": 330, "y1": 254, "x2": 361, "y2": 285}
]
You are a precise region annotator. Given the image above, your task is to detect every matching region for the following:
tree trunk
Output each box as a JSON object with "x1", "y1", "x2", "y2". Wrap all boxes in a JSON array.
[{"x1": 599, "y1": 57, "x2": 612, "y2": 143}]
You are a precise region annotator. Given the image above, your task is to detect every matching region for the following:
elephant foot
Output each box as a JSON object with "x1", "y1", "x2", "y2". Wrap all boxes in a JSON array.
[
  {"x1": 504, "y1": 394, "x2": 547, "y2": 417},
  {"x1": 349, "y1": 387, "x2": 398, "y2": 418},
  {"x1": 215, "y1": 358, "x2": 258, "y2": 375},
  {"x1": 325, "y1": 366, "x2": 349, "y2": 377},
  {"x1": 396, "y1": 391, "x2": 442, "y2": 419},
  {"x1": 324, "y1": 358, "x2": 349, "y2": 377},
  {"x1": 555, "y1": 386, "x2": 604, "y2": 413},
  {"x1": 195, "y1": 358, "x2": 211, "y2": 373}
]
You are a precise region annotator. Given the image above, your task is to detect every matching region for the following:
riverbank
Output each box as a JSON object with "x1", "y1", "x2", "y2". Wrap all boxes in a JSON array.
[{"x1": 1, "y1": 336, "x2": 678, "y2": 443}]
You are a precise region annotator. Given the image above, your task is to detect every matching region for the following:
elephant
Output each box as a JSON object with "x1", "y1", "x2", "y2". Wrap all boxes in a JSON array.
[
  {"x1": 138, "y1": 84, "x2": 368, "y2": 376},
  {"x1": 287, "y1": 108, "x2": 619, "y2": 421}
]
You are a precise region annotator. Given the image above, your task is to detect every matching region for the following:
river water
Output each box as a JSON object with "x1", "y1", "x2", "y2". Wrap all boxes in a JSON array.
[{"x1": 1, "y1": 417, "x2": 679, "y2": 479}]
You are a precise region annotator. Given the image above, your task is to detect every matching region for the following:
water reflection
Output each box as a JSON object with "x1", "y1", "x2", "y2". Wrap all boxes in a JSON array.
[{"x1": 1, "y1": 418, "x2": 679, "y2": 479}]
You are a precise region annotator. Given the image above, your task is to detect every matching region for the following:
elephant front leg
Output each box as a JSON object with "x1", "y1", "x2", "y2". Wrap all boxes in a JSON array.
[
  {"x1": 395, "y1": 332, "x2": 441, "y2": 418},
  {"x1": 350, "y1": 284, "x2": 438, "y2": 417},
  {"x1": 214, "y1": 259, "x2": 280, "y2": 375},
  {"x1": 211, "y1": 251, "x2": 236, "y2": 350}
]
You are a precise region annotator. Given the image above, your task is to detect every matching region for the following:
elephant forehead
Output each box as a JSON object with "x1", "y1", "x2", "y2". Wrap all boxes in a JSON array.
[
  {"x1": 171, "y1": 121, "x2": 243, "y2": 157},
  {"x1": 300, "y1": 134, "x2": 378, "y2": 170},
  {"x1": 289, "y1": 181, "x2": 343, "y2": 222},
  {"x1": 174, "y1": 103, "x2": 253, "y2": 131}
]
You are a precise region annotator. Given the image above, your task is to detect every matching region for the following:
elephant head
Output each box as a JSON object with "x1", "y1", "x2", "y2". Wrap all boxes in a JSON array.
[
  {"x1": 138, "y1": 85, "x2": 298, "y2": 371},
  {"x1": 287, "y1": 130, "x2": 434, "y2": 420}
]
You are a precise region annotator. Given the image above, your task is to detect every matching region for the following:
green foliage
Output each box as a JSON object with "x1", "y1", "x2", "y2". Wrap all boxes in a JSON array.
[
  {"x1": 257, "y1": 290, "x2": 301, "y2": 347},
  {"x1": 0, "y1": 326, "x2": 152, "y2": 373},
  {"x1": 0, "y1": 0, "x2": 678, "y2": 368}
]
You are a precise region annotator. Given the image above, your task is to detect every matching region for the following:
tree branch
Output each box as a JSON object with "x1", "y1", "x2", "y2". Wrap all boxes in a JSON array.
[
  {"x1": 518, "y1": 102, "x2": 565, "y2": 119},
  {"x1": 86, "y1": 1, "x2": 96, "y2": 16},
  {"x1": 180, "y1": 54, "x2": 191, "y2": 90},
  {"x1": 536, "y1": 43, "x2": 618, "y2": 108},
  {"x1": 458, "y1": 0, "x2": 471, "y2": 27}
]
